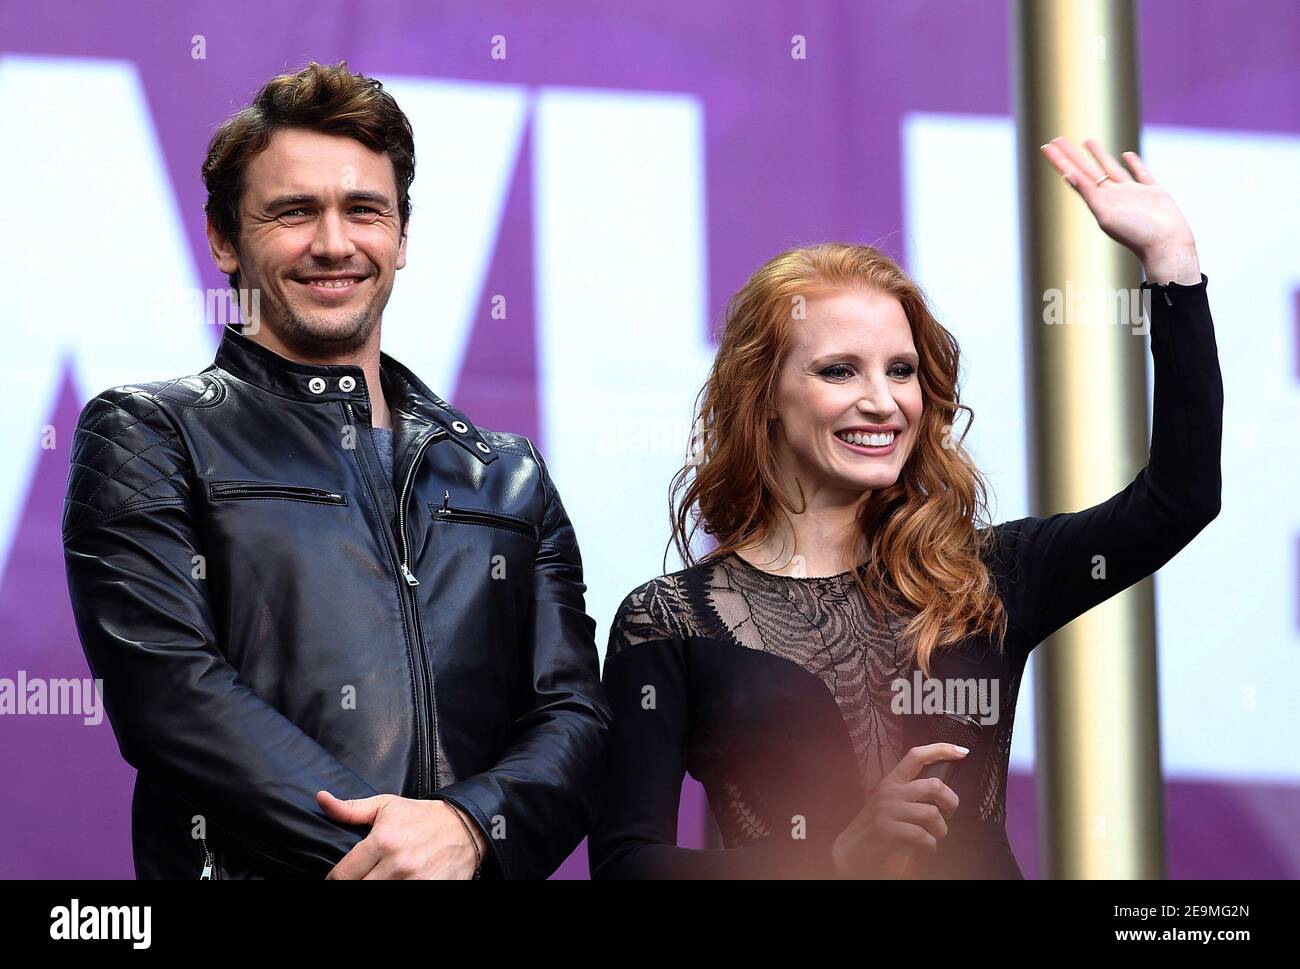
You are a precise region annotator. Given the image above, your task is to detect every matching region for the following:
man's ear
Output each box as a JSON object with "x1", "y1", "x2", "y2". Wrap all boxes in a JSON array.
[
  {"x1": 205, "y1": 217, "x2": 240, "y2": 275},
  {"x1": 396, "y1": 222, "x2": 408, "y2": 271}
]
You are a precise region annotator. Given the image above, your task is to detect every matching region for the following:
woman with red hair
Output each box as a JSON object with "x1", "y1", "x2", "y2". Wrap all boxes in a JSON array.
[{"x1": 588, "y1": 138, "x2": 1220, "y2": 879}]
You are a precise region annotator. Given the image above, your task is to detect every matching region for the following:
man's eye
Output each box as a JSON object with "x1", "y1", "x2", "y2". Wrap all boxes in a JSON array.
[{"x1": 278, "y1": 207, "x2": 378, "y2": 218}]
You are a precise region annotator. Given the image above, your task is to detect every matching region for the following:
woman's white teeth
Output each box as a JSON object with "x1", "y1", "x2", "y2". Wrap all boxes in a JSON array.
[{"x1": 837, "y1": 430, "x2": 895, "y2": 446}]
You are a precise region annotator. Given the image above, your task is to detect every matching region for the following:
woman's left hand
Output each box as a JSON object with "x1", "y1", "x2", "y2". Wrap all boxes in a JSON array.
[{"x1": 1040, "y1": 137, "x2": 1199, "y2": 281}]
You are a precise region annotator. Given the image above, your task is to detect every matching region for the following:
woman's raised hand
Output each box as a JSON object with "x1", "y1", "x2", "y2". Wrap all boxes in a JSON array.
[{"x1": 1040, "y1": 136, "x2": 1199, "y2": 282}]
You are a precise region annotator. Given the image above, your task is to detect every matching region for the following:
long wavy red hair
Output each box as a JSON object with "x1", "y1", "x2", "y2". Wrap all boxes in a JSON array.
[{"x1": 669, "y1": 242, "x2": 1008, "y2": 675}]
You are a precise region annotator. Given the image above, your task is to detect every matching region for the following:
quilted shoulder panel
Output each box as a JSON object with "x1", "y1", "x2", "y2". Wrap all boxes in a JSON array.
[
  {"x1": 62, "y1": 383, "x2": 192, "y2": 538},
  {"x1": 154, "y1": 372, "x2": 224, "y2": 407}
]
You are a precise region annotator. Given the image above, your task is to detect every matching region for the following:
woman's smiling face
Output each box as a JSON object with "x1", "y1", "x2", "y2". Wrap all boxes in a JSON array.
[{"x1": 770, "y1": 287, "x2": 923, "y2": 503}]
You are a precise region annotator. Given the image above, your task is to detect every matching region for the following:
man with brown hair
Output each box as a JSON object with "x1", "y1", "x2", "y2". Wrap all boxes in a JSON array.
[{"x1": 62, "y1": 61, "x2": 610, "y2": 879}]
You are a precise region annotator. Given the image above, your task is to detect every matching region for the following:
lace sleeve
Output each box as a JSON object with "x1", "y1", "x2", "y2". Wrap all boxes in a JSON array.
[{"x1": 605, "y1": 575, "x2": 699, "y2": 659}]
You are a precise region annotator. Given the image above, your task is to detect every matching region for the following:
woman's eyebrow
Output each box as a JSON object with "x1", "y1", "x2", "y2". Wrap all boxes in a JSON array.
[{"x1": 809, "y1": 350, "x2": 920, "y2": 366}]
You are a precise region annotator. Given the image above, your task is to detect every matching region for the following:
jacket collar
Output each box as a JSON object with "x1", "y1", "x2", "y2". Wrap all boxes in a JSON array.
[{"x1": 212, "y1": 322, "x2": 498, "y2": 466}]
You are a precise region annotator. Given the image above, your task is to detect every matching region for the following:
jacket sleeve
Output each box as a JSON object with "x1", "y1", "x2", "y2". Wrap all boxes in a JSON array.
[
  {"x1": 427, "y1": 440, "x2": 612, "y2": 879},
  {"x1": 993, "y1": 272, "x2": 1223, "y2": 655},
  {"x1": 587, "y1": 601, "x2": 842, "y2": 880},
  {"x1": 62, "y1": 386, "x2": 381, "y2": 877}
]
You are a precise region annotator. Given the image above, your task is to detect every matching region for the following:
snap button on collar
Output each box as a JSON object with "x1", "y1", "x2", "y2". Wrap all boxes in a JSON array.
[
  {"x1": 339, "y1": 375, "x2": 356, "y2": 392},
  {"x1": 451, "y1": 420, "x2": 469, "y2": 434},
  {"x1": 308, "y1": 376, "x2": 326, "y2": 394},
  {"x1": 475, "y1": 441, "x2": 491, "y2": 454}
]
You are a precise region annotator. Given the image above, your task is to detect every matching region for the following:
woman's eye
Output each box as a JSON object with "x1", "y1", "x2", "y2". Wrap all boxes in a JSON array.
[{"x1": 820, "y1": 363, "x2": 914, "y2": 380}]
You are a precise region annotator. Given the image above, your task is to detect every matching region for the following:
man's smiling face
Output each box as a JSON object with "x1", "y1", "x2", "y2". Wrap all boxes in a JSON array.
[{"x1": 210, "y1": 126, "x2": 407, "y2": 357}]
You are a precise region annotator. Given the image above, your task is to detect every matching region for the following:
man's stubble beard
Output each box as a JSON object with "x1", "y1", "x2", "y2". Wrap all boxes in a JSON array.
[{"x1": 259, "y1": 277, "x2": 385, "y2": 357}]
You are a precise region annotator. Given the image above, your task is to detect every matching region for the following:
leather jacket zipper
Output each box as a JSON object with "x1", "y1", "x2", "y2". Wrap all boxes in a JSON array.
[
  {"x1": 210, "y1": 482, "x2": 347, "y2": 504},
  {"x1": 396, "y1": 428, "x2": 448, "y2": 792},
  {"x1": 199, "y1": 837, "x2": 219, "y2": 879},
  {"x1": 345, "y1": 402, "x2": 443, "y2": 796},
  {"x1": 396, "y1": 429, "x2": 446, "y2": 585},
  {"x1": 433, "y1": 493, "x2": 539, "y2": 541}
]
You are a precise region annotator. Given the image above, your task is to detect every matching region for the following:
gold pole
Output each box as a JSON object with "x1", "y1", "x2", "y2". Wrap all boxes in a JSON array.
[{"x1": 1012, "y1": 0, "x2": 1164, "y2": 878}]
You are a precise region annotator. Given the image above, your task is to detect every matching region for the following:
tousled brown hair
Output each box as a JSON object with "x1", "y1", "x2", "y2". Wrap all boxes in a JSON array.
[
  {"x1": 202, "y1": 60, "x2": 415, "y2": 292},
  {"x1": 670, "y1": 242, "x2": 1008, "y2": 675}
]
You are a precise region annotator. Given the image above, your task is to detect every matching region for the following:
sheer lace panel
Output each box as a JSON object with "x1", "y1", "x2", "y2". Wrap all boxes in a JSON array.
[
  {"x1": 608, "y1": 553, "x2": 1019, "y2": 829},
  {"x1": 611, "y1": 555, "x2": 911, "y2": 794},
  {"x1": 704, "y1": 555, "x2": 913, "y2": 798}
]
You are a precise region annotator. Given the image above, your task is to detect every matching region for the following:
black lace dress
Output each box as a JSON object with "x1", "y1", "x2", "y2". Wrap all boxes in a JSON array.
[{"x1": 587, "y1": 273, "x2": 1222, "y2": 879}]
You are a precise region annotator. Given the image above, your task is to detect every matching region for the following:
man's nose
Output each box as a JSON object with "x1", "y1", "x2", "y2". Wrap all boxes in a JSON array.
[{"x1": 310, "y1": 209, "x2": 356, "y2": 261}]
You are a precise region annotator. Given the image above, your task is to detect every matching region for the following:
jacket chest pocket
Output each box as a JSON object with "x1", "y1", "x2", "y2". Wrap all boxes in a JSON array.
[
  {"x1": 210, "y1": 480, "x2": 348, "y2": 505},
  {"x1": 429, "y1": 502, "x2": 538, "y2": 540},
  {"x1": 205, "y1": 480, "x2": 353, "y2": 590},
  {"x1": 427, "y1": 501, "x2": 538, "y2": 623}
]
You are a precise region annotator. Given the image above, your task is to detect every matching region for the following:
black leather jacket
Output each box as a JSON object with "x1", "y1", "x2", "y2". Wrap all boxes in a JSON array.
[{"x1": 61, "y1": 321, "x2": 611, "y2": 879}]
